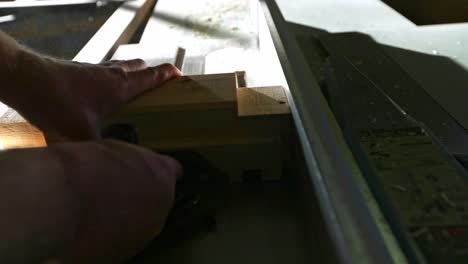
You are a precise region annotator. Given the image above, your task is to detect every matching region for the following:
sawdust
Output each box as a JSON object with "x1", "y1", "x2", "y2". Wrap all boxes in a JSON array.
[{"x1": 182, "y1": 1, "x2": 249, "y2": 39}]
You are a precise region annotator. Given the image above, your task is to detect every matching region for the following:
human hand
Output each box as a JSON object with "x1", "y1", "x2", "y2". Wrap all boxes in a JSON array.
[
  {"x1": 3, "y1": 52, "x2": 181, "y2": 142},
  {"x1": 0, "y1": 140, "x2": 181, "y2": 263},
  {"x1": 57, "y1": 140, "x2": 182, "y2": 262}
]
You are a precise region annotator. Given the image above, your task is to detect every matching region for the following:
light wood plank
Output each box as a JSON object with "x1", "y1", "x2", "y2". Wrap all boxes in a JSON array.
[{"x1": 73, "y1": 0, "x2": 158, "y2": 63}]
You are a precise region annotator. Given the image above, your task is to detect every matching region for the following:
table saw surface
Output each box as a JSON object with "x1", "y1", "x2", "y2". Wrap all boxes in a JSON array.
[{"x1": 109, "y1": 1, "x2": 468, "y2": 263}]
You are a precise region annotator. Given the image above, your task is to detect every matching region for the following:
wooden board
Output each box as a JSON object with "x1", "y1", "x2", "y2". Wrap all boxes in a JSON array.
[
  {"x1": 0, "y1": 73, "x2": 292, "y2": 182},
  {"x1": 0, "y1": 73, "x2": 238, "y2": 149},
  {"x1": 0, "y1": 73, "x2": 241, "y2": 150},
  {"x1": 0, "y1": 73, "x2": 291, "y2": 153},
  {"x1": 108, "y1": 74, "x2": 290, "y2": 148},
  {"x1": 106, "y1": 74, "x2": 292, "y2": 181},
  {"x1": 121, "y1": 73, "x2": 238, "y2": 113}
]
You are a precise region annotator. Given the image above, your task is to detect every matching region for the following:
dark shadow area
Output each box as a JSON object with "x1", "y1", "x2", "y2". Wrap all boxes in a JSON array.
[
  {"x1": 381, "y1": 0, "x2": 468, "y2": 25},
  {"x1": 289, "y1": 21, "x2": 468, "y2": 155},
  {"x1": 285, "y1": 21, "x2": 468, "y2": 264},
  {"x1": 129, "y1": 182, "x2": 320, "y2": 264},
  {"x1": 382, "y1": 45, "x2": 468, "y2": 140},
  {"x1": 0, "y1": 2, "x2": 121, "y2": 59}
]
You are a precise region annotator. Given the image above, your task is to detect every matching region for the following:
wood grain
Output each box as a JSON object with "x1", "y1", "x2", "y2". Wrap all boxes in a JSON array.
[
  {"x1": 121, "y1": 73, "x2": 238, "y2": 113},
  {"x1": 0, "y1": 109, "x2": 45, "y2": 149},
  {"x1": 237, "y1": 86, "x2": 290, "y2": 116}
]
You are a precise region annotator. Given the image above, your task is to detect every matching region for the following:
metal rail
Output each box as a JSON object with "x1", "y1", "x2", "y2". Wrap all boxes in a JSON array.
[{"x1": 259, "y1": 1, "x2": 397, "y2": 263}]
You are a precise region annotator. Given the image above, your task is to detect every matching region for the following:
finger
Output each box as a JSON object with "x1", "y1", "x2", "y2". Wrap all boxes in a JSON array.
[
  {"x1": 123, "y1": 63, "x2": 182, "y2": 99},
  {"x1": 117, "y1": 58, "x2": 148, "y2": 72},
  {"x1": 99, "y1": 60, "x2": 123, "y2": 66}
]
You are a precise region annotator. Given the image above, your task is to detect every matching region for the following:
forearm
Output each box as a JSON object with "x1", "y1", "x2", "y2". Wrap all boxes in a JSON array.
[{"x1": 0, "y1": 147, "x2": 80, "y2": 263}]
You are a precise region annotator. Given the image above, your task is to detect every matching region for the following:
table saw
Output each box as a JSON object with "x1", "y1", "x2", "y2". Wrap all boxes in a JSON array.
[{"x1": 0, "y1": 1, "x2": 467, "y2": 263}]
